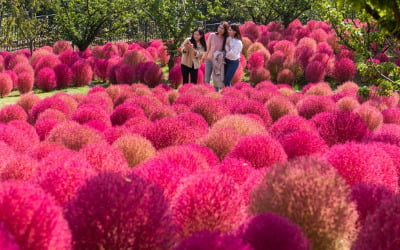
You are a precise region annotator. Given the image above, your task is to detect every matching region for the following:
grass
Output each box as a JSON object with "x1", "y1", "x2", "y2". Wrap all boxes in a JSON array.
[{"x1": 0, "y1": 85, "x2": 91, "y2": 108}]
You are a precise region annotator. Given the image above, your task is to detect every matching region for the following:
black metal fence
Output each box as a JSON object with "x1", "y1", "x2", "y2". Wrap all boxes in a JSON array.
[{"x1": 0, "y1": 15, "x2": 241, "y2": 52}]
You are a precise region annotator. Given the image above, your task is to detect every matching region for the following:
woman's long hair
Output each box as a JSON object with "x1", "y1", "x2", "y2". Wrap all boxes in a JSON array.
[
  {"x1": 218, "y1": 21, "x2": 230, "y2": 51},
  {"x1": 190, "y1": 27, "x2": 207, "y2": 51},
  {"x1": 230, "y1": 24, "x2": 242, "y2": 40}
]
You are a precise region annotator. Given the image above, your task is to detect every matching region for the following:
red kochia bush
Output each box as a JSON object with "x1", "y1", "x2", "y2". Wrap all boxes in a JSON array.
[
  {"x1": 143, "y1": 62, "x2": 164, "y2": 88},
  {"x1": 35, "y1": 155, "x2": 97, "y2": 206},
  {"x1": 297, "y1": 95, "x2": 338, "y2": 119},
  {"x1": 53, "y1": 40, "x2": 72, "y2": 54},
  {"x1": 72, "y1": 104, "x2": 111, "y2": 127},
  {"x1": 227, "y1": 134, "x2": 287, "y2": 169},
  {"x1": 238, "y1": 212, "x2": 310, "y2": 250},
  {"x1": 112, "y1": 134, "x2": 156, "y2": 167},
  {"x1": 71, "y1": 60, "x2": 93, "y2": 86},
  {"x1": 53, "y1": 64, "x2": 72, "y2": 88},
  {"x1": 250, "y1": 157, "x2": 358, "y2": 250},
  {"x1": 0, "y1": 181, "x2": 71, "y2": 249},
  {"x1": 110, "y1": 103, "x2": 146, "y2": 126},
  {"x1": 16, "y1": 71, "x2": 34, "y2": 94},
  {"x1": 269, "y1": 114, "x2": 317, "y2": 139},
  {"x1": 36, "y1": 67, "x2": 57, "y2": 91},
  {"x1": 350, "y1": 183, "x2": 394, "y2": 225},
  {"x1": 325, "y1": 142, "x2": 398, "y2": 193},
  {"x1": 65, "y1": 172, "x2": 176, "y2": 249},
  {"x1": 168, "y1": 65, "x2": 183, "y2": 88},
  {"x1": 278, "y1": 130, "x2": 329, "y2": 159},
  {"x1": 305, "y1": 60, "x2": 326, "y2": 83},
  {"x1": 143, "y1": 117, "x2": 196, "y2": 149},
  {"x1": 28, "y1": 96, "x2": 72, "y2": 124},
  {"x1": 0, "y1": 223, "x2": 19, "y2": 249},
  {"x1": 0, "y1": 73, "x2": 13, "y2": 97},
  {"x1": 352, "y1": 194, "x2": 400, "y2": 250},
  {"x1": 333, "y1": 58, "x2": 357, "y2": 82},
  {"x1": 0, "y1": 104, "x2": 27, "y2": 123},
  {"x1": 172, "y1": 170, "x2": 246, "y2": 239},
  {"x1": 190, "y1": 97, "x2": 230, "y2": 125},
  {"x1": 175, "y1": 231, "x2": 250, "y2": 250},
  {"x1": 312, "y1": 110, "x2": 369, "y2": 146}
]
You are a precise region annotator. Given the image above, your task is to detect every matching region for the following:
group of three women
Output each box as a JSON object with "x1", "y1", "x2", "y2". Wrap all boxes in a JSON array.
[{"x1": 180, "y1": 21, "x2": 243, "y2": 89}]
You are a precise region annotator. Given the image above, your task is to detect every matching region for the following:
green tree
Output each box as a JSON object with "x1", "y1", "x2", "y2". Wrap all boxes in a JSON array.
[
  {"x1": 139, "y1": 0, "x2": 223, "y2": 68},
  {"x1": 342, "y1": 0, "x2": 400, "y2": 40},
  {"x1": 219, "y1": 0, "x2": 313, "y2": 26},
  {"x1": 52, "y1": 0, "x2": 137, "y2": 51},
  {"x1": 313, "y1": 0, "x2": 400, "y2": 95},
  {"x1": 10, "y1": 0, "x2": 55, "y2": 52}
]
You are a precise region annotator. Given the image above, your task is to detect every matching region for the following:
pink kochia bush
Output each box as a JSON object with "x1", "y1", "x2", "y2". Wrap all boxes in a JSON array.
[
  {"x1": 333, "y1": 58, "x2": 357, "y2": 82},
  {"x1": 175, "y1": 231, "x2": 250, "y2": 250},
  {"x1": 324, "y1": 142, "x2": 399, "y2": 193},
  {"x1": 237, "y1": 212, "x2": 310, "y2": 250},
  {"x1": 250, "y1": 157, "x2": 359, "y2": 250},
  {"x1": 65, "y1": 172, "x2": 176, "y2": 249},
  {"x1": 227, "y1": 134, "x2": 287, "y2": 169},
  {"x1": 278, "y1": 130, "x2": 329, "y2": 159},
  {"x1": 0, "y1": 72, "x2": 13, "y2": 97},
  {"x1": 71, "y1": 60, "x2": 93, "y2": 86},
  {"x1": 35, "y1": 155, "x2": 97, "y2": 206},
  {"x1": 297, "y1": 95, "x2": 338, "y2": 119},
  {"x1": 269, "y1": 114, "x2": 317, "y2": 139},
  {"x1": 0, "y1": 104, "x2": 27, "y2": 123},
  {"x1": 143, "y1": 117, "x2": 196, "y2": 150},
  {"x1": 0, "y1": 223, "x2": 19, "y2": 249},
  {"x1": 112, "y1": 134, "x2": 156, "y2": 167},
  {"x1": 79, "y1": 142, "x2": 130, "y2": 174},
  {"x1": 35, "y1": 67, "x2": 57, "y2": 91},
  {"x1": 0, "y1": 181, "x2": 72, "y2": 249},
  {"x1": 350, "y1": 183, "x2": 394, "y2": 225},
  {"x1": 172, "y1": 170, "x2": 246, "y2": 239},
  {"x1": 312, "y1": 110, "x2": 369, "y2": 146},
  {"x1": 16, "y1": 71, "x2": 34, "y2": 94},
  {"x1": 352, "y1": 194, "x2": 400, "y2": 250}
]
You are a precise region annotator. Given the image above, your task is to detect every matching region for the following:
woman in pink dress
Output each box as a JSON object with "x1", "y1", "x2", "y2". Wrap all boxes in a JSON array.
[{"x1": 203, "y1": 21, "x2": 229, "y2": 84}]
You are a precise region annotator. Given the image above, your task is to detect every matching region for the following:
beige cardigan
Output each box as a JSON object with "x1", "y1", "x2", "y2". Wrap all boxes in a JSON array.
[{"x1": 180, "y1": 38, "x2": 205, "y2": 69}]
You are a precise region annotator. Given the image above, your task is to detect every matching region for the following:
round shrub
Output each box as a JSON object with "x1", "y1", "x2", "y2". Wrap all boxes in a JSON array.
[
  {"x1": 53, "y1": 40, "x2": 72, "y2": 54},
  {"x1": 175, "y1": 231, "x2": 250, "y2": 250},
  {"x1": 277, "y1": 68, "x2": 295, "y2": 85},
  {"x1": 249, "y1": 67, "x2": 271, "y2": 84},
  {"x1": 65, "y1": 172, "x2": 176, "y2": 249},
  {"x1": 350, "y1": 183, "x2": 394, "y2": 226},
  {"x1": 247, "y1": 51, "x2": 265, "y2": 71},
  {"x1": 172, "y1": 170, "x2": 246, "y2": 239},
  {"x1": 191, "y1": 97, "x2": 229, "y2": 126},
  {"x1": 0, "y1": 124, "x2": 36, "y2": 153},
  {"x1": 333, "y1": 58, "x2": 357, "y2": 82},
  {"x1": 0, "y1": 73, "x2": 13, "y2": 97},
  {"x1": 16, "y1": 71, "x2": 34, "y2": 94},
  {"x1": 0, "y1": 181, "x2": 71, "y2": 249},
  {"x1": 352, "y1": 195, "x2": 400, "y2": 249},
  {"x1": 7, "y1": 54, "x2": 29, "y2": 70},
  {"x1": 278, "y1": 130, "x2": 329, "y2": 159},
  {"x1": 324, "y1": 142, "x2": 398, "y2": 192},
  {"x1": 168, "y1": 65, "x2": 183, "y2": 88},
  {"x1": 28, "y1": 96, "x2": 72, "y2": 124},
  {"x1": 305, "y1": 61, "x2": 326, "y2": 83},
  {"x1": 238, "y1": 212, "x2": 310, "y2": 250},
  {"x1": 269, "y1": 114, "x2": 317, "y2": 139},
  {"x1": 227, "y1": 134, "x2": 287, "y2": 169},
  {"x1": 72, "y1": 104, "x2": 111, "y2": 127},
  {"x1": 297, "y1": 95, "x2": 338, "y2": 119},
  {"x1": 35, "y1": 155, "x2": 97, "y2": 206},
  {"x1": 33, "y1": 54, "x2": 60, "y2": 73},
  {"x1": 0, "y1": 154, "x2": 38, "y2": 182},
  {"x1": 176, "y1": 111, "x2": 209, "y2": 138},
  {"x1": 123, "y1": 49, "x2": 147, "y2": 68},
  {"x1": 232, "y1": 100, "x2": 272, "y2": 127},
  {"x1": 337, "y1": 96, "x2": 360, "y2": 111},
  {"x1": 382, "y1": 107, "x2": 400, "y2": 125},
  {"x1": 143, "y1": 62, "x2": 164, "y2": 88},
  {"x1": 211, "y1": 114, "x2": 267, "y2": 137},
  {"x1": 71, "y1": 60, "x2": 93, "y2": 86},
  {"x1": 79, "y1": 92, "x2": 113, "y2": 114},
  {"x1": 115, "y1": 64, "x2": 136, "y2": 84},
  {"x1": 217, "y1": 157, "x2": 254, "y2": 185},
  {"x1": 0, "y1": 104, "x2": 27, "y2": 123},
  {"x1": 354, "y1": 104, "x2": 383, "y2": 130},
  {"x1": 266, "y1": 96, "x2": 298, "y2": 122},
  {"x1": 250, "y1": 157, "x2": 359, "y2": 250},
  {"x1": 53, "y1": 64, "x2": 72, "y2": 88},
  {"x1": 0, "y1": 223, "x2": 19, "y2": 249},
  {"x1": 13, "y1": 62, "x2": 34, "y2": 76},
  {"x1": 200, "y1": 127, "x2": 242, "y2": 160},
  {"x1": 304, "y1": 82, "x2": 333, "y2": 96},
  {"x1": 46, "y1": 121, "x2": 104, "y2": 150},
  {"x1": 312, "y1": 110, "x2": 369, "y2": 146},
  {"x1": 36, "y1": 67, "x2": 57, "y2": 91},
  {"x1": 112, "y1": 134, "x2": 156, "y2": 167}
]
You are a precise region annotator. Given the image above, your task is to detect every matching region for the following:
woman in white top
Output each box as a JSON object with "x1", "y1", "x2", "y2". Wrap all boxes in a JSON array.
[
  {"x1": 202, "y1": 21, "x2": 229, "y2": 84},
  {"x1": 180, "y1": 28, "x2": 207, "y2": 84},
  {"x1": 224, "y1": 24, "x2": 243, "y2": 87}
]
